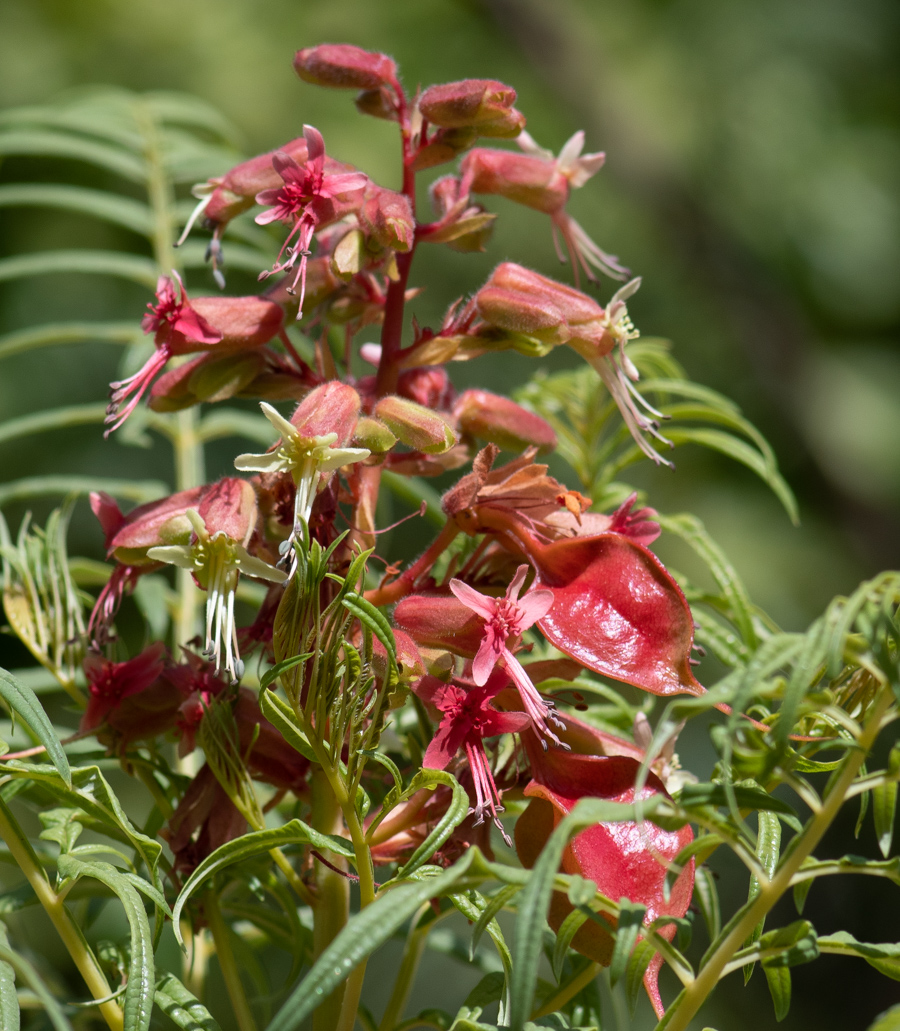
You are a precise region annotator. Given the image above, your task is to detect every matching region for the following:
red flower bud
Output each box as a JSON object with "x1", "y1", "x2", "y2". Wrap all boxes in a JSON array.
[
  {"x1": 419, "y1": 80, "x2": 524, "y2": 138},
  {"x1": 358, "y1": 184, "x2": 415, "y2": 252},
  {"x1": 454, "y1": 388, "x2": 557, "y2": 453},
  {"x1": 291, "y1": 381, "x2": 362, "y2": 444},
  {"x1": 374, "y1": 396, "x2": 457, "y2": 454},
  {"x1": 108, "y1": 486, "x2": 207, "y2": 560},
  {"x1": 393, "y1": 593, "x2": 484, "y2": 658},
  {"x1": 294, "y1": 44, "x2": 398, "y2": 91}
]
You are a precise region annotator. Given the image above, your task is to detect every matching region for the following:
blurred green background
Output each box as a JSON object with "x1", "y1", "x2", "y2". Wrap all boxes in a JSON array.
[{"x1": 0, "y1": 0, "x2": 898, "y2": 1028}]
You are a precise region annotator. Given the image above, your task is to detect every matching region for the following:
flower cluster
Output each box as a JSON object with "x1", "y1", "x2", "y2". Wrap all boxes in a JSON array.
[{"x1": 81, "y1": 42, "x2": 706, "y2": 1018}]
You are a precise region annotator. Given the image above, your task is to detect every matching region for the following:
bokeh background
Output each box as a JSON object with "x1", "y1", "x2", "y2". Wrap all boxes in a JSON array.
[{"x1": 0, "y1": 0, "x2": 898, "y2": 1028}]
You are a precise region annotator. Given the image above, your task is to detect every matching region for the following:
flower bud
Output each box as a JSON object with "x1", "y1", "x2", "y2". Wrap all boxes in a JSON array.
[
  {"x1": 374, "y1": 396, "x2": 457, "y2": 454},
  {"x1": 454, "y1": 389, "x2": 557, "y2": 453},
  {"x1": 292, "y1": 381, "x2": 361, "y2": 444},
  {"x1": 294, "y1": 44, "x2": 398, "y2": 90},
  {"x1": 149, "y1": 352, "x2": 266, "y2": 411},
  {"x1": 355, "y1": 88, "x2": 398, "y2": 122},
  {"x1": 460, "y1": 147, "x2": 567, "y2": 215},
  {"x1": 419, "y1": 80, "x2": 524, "y2": 138},
  {"x1": 198, "y1": 477, "x2": 258, "y2": 546},
  {"x1": 397, "y1": 366, "x2": 454, "y2": 409},
  {"x1": 108, "y1": 487, "x2": 207, "y2": 562},
  {"x1": 358, "y1": 184, "x2": 415, "y2": 252},
  {"x1": 353, "y1": 417, "x2": 397, "y2": 453},
  {"x1": 393, "y1": 594, "x2": 483, "y2": 657}
]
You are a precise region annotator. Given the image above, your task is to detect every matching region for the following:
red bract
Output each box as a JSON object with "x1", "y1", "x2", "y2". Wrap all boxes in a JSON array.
[
  {"x1": 255, "y1": 125, "x2": 367, "y2": 317},
  {"x1": 415, "y1": 671, "x2": 529, "y2": 839},
  {"x1": 516, "y1": 745, "x2": 694, "y2": 1018},
  {"x1": 80, "y1": 642, "x2": 167, "y2": 733}
]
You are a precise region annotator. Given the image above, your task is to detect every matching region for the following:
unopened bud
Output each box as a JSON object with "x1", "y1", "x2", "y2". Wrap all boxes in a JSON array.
[
  {"x1": 292, "y1": 381, "x2": 361, "y2": 443},
  {"x1": 461, "y1": 147, "x2": 566, "y2": 214},
  {"x1": 188, "y1": 295, "x2": 285, "y2": 351},
  {"x1": 355, "y1": 88, "x2": 398, "y2": 122},
  {"x1": 397, "y1": 366, "x2": 453, "y2": 409},
  {"x1": 353, "y1": 417, "x2": 397, "y2": 453},
  {"x1": 419, "y1": 79, "x2": 523, "y2": 137},
  {"x1": 198, "y1": 478, "x2": 258, "y2": 545},
  {"x1": 359, "y1": 185, "x2": 415, "y2": 252},
  {"x1": 374, "y1": 396, "x2": 457, "y2": 454},
  {"x1": 454, "y1": 389, "x2": 557, "y2": 453},
  {"x1": 294, "y1": 44, "x2": 398, "y2": 90},
  {"x1": 393, "y1": 593, "x2": 483, "y2": 657}
]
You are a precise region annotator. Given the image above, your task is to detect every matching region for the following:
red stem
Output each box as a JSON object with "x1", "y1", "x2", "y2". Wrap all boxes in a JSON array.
[{"x1": 364, "y1": 520, "x2": 460, "y2": 606}]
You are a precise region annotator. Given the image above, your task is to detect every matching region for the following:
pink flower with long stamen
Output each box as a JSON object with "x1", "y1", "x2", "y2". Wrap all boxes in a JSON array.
[
  {"x1": 448, "y1": 565, "x2": 561, "y2": 745},
  {"x1": 416, "y1": 672, "x2": 529, "y2": 841},
  {"x1": 255, "y1": 125, "x2": 367, "y2": 318}
]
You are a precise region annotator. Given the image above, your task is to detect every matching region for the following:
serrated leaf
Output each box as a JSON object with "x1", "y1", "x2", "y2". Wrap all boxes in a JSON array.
[
  {"x1": 0, "y1": 404, "x2": 108, "y2": 447},
  {"x1": 266, "y1": 850, "x2": 479, "y2": 1031},
  {"x1": 818, "y1": 931, "x2": 900, "y2": 981},
  {"x1": 57, "y1": 856, "x2": 154, "y2": 1031},
  {"x1": 0, "y1": 669, "x2": 70, "y2": 786},
  {"x1": 0, "y1": 476, "x2": 168, "y2": 507},
  {"x1": 0, "y1": 129, "x2": 146, "y2": 181},
  {"x1": 0, "y1": 184, "x2": 153, "y2": 235},
  {"x1": 171, "y1": 818, "x2": 353, "y2": 946},
  {"x1": 0, "y1": 251, "x2": 158, "y2": 289},
  {"x1": 0, "y1": 321, "x2": 138, "y2": 362},
  {"x1": 154, "y1": 972, "x2": 223, "y2": 1031}
]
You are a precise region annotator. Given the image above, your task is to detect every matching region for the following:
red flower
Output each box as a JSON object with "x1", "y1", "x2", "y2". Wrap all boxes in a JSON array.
[
  {"x1": 80, "y1": 642, "x2": 167, "y2": 733},
  {"x1": 255, "y1": 125, "x2": 367, "y2": 317},
  {"x1": 448, "y1": 565, "x2": 561, "y2": 744},
  {"x1": 416, "y1": 671, "x2": 529, "y2": 839},
  {"x1": 517, "y1": 740, "x2": 694, "y2": 1018}
]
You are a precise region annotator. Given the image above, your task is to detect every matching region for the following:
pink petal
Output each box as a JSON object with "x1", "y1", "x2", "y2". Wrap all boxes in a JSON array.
[
  {"x1": 448, "y1": 578, "x2": 497, "y2": 621},
  {"x1": 303, "y1": 125, "x2": 325, "y2": 164},
  {"x1": 514, "y1": 588, "x2": 554, "y2": 629},
  {"x1": 423, "y1": 719, "x2": 467, "y2": 770},
  {"x1": 472, "y1": 634, "x2": 502, "y2": 687},
  {"x1": 505, "y1": 564, "x2": 529, "y2": 603},
  {"x1": 271, "y1": 150, "x2": 303, "y2": 181}
]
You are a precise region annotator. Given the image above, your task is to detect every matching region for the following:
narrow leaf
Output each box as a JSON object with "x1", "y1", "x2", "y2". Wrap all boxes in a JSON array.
[
  {"x1": 873, "y1": 745, "x2": 899, "y2": 859},
  {"x1": 609, "y1": 899, "x2": 646, "y2": 987},
  {"x1": 0, "y1": 477, "x2": 168, "y2": 507},
  {"x1": 266, "y1": 851, "x2": 478, "y2": 1031},
  {"x1": 0, "y1": 923, "x2": 19, "y2": 1031},
  {"x1": 0, "y1": 184, "x2": 153, "y2": 235},
  {"x1": 0, "y1": 943, "x2": 69, "y2": 1031},
  {"x1": 0, "y1": 129, "x2": 146, "y2": 181},
  {"x1": 154, "y1": 972, "x2": 223, "y2": 1031},
  {"x1": 0, "y1": 404, "x2": 108, "y2": 446},
  {"x1": 0, "y1": 322, "x2": 138, "y2": 362},
  {"x1": 0, "y1": 251, "x2": 158, "y2": 289},
  {"x1": 257, "y1": 690, "x2": 317, "y2": 763},
  {"x1": 0, "y1": 668, "x2": 70, "y2": 786},
  {"x1": 172, "y1": 819, "x2": 354, "y2": 946}
]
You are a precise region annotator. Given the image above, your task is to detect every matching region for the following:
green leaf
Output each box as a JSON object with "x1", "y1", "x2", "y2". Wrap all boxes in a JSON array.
[
  {"x1": 0, "y1": 129, "x2": 146, "y2": 181},
  {"x1": 0, "y1": 251, "x2": 158, "y2": 289},
  {"x1": 509, "y1": 795, "x2": 664, "y2": 1031},
  {"x1": 0, "y1": 404, "x2": 108, "y2": 447},
  {"x1": 0, "y1": 476, "x2": 168, "y2": 507},
  {"x1": 609, "y1": 900, "x2": 646, "y2": 987},
  {"x1": 744, "y1": 811, "x2": 781, "y2": 982},
  {"x1": 342, "y1": 593, "x2": 397, "y2": 665},
  {"x1": 551, "y1": 908, "x2": 588, "y2": 981},
  {"x1": 624, "y1": 938, "x2": 656, "y2": 1017},
  {"x1": 0, "y1": 184, "x2": 153, "y2": 235},
  {"x1": 470, "y1": 884, "x2": 521, "y2": 963},
  {"x1": 394, "y1": 770, "x2": 469, "y2": 880},
  {"x1": 762, "y1": 963, "x2": 791, "y2": 1022},
  {"x1": 818, "y1": 931, "x2": 900, "y2": 981},
  {"x1": 57, "y1": 855, "x2": 154, "y2": 1031},
  {"x1": 677, "y1": 783, "x2": 801, "y2": 831},
  {"x1": 259, "y1": 655, "x2": 314, "y2": 693},
  {"x1": 693, "y1": 866, "x2": 721, "y2": 942},
  {"x1": 144, "y1": 91, "x2": 241, "y2": 145},
  {"x1": 0, "y1": 939, "x2": 69, "y2": 1031},
  {"x1": 2, "y1": 763, "x2": 160, "y2": 880},
  {"x1": 0, "y1": 922, "x2": 19, "y2": 1031},
  {"x1": 154, "y1": 972, "x2": 223, "y2": 1031},
  {"x1": 171, "y1": 818, "x2": 354, "y2": 946},
  {"x1": 266, "y1": 850, "x2": 479, "y2": 1031},
  {"x1": 867, "y1": 1005, "x2": 900, "y2": 1031},
  {"x1": 873, "y1": 744, "x2": 899, "y2": 858},
  {"x1": 0, "y1": 668, "x2": 70, "y2": 786},
  {"x1": 0, "y1": 321, "x2": 138, "y2": 362},
  {"x1": 257, "y1": 690, "x2": 317, "y2": 763}
]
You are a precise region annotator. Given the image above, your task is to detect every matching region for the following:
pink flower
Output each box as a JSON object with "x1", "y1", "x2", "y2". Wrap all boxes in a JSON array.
[
  {"x1": 255, "y1": 125, "x2": 367, "y2": 318},
  {"x1": 80, "y1": 642, "x2": 166, "y2": 733},
  {"x1": 416, "y1": 672, "x2": 529, "y2": 840},
  {"x1": 448, "y1": 565, "x2": 561, "y2": 744}
]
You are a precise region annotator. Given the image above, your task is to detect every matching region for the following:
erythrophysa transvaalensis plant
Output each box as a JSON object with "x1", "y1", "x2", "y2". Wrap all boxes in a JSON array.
[{"x1": 0, "y1": 40, "x2": 898, "y2": 1031}]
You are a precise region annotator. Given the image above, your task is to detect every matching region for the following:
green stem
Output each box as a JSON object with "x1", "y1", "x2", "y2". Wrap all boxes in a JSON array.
[
  {"x1": 377, "y1": 905, "x2": 430, "y2": 1031},
  {"x1": 204, "y1": 890, "x2": 258, "y2": 1031},
  {"x1": 269, "y1": 845, "x2": 315, "y2": 907},
  {"x1": 311, "y1": 768, "x2": 350, "y2": 1031},
  {"x1": 530, "y1": 963, "x2": 600, "y2": 1021},
  {"x1": 0, "y1": 798, "x2": 123, "y2": 1031},
  {"x1": 661, "y1": 683, "x2": 895, "y2": 1031}
]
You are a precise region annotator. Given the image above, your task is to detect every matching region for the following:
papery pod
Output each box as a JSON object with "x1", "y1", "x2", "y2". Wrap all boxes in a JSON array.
[{"x1": 393, "y1": 593, "x2": 483, "y2": 657}]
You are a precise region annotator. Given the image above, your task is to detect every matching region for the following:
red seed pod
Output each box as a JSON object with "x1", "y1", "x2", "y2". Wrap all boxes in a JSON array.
[{"x1": 294, "y1": 44, "x2": 398, "y2": 91}]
